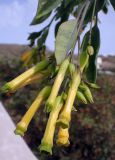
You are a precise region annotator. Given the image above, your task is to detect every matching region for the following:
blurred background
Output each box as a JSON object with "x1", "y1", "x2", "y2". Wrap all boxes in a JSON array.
[{"x1": 0, "y1": 0, "x2": 115, "y2": 160}]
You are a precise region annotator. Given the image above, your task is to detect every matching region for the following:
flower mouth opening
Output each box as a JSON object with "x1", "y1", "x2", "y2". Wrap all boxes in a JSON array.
[
  {"x1": 57, "y1": 116, "x2": 69, "y2": 129},
  {"x1": 39, "y1": 142, "x2": 52, "y2": 155},
  {"x1": 14, "y1": 123, "x2": 27, "y2": 137}
]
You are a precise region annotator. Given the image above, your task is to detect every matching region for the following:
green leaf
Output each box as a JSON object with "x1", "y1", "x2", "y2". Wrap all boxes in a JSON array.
[
  {"x1": 110, "y1": 0, "x2": 115, "y2": 10},
  {"x1": 55, "y1": 21, "x2": 62, "y2": 37},
  {"x1": 55, "y1": 0, "x2": 76, "y2": 21},
  {"x1": 37, "y1": 28, "x2": 49, "y2": 49},
  {"x1": 84, "y1": 0, "x2": 106, "y2": 25},
  {"x1": 86, "y1": 26, "x2": 100, "y2": 83},
  {"x1": 31, "y1": 12, "x2": 52, "y2": 25},
  {"x1": 85, "y1": 82, "x2": 100, "y2": 89},
  {"x1": 55, "y1": 20, "x2": 77, "y2": 65},
  {"x1": 28, "y1": 31, "x2": 42, "y2": 40},
  {"x1": 81, "y1": 25, "x2": 100, "y2": 83},
  {"x1": 28, "y1": 29, "x2": 47, "y2": 47},
  {"x1": 64, "y1": 0, "x2": 72, "y2": 8},
  {"x1": 55, "y1": 13, "x2": 69, "y2": 37},
  {"x1": 31, "y1": 0, "x2": 62, "y2": 25},
  {"x1": 80, "y1": 28, "x2": 89, "y2": 71}
]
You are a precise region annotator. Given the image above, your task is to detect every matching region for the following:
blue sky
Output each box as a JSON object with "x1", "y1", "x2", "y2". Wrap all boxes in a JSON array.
[{"x1": 0, "y1": 0, "x2": 115, "y2": 55}]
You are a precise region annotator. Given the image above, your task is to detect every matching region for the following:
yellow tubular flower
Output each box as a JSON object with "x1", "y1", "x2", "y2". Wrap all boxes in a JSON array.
[
  {"x1": 21, "y1": 50, "x2": 32, "y2": 64},
  {"x1": 56, "y1": 128, "x2": 70, "y2": 147},
  {"x1": 39, "y1": 96, "x2": 63, "y2": 155},
  {"x1": 15, "y1": 86, "x2": 51, "y2": 136},
  {"x1": 46, "y1": 58, "x2": 70, "y2": 113},
  {"x1": 56, "y1": 49, "x2": 90, "y2": 129},
  {"x1": 1, "y1": 60, "x2": 49, "y2": 93},
  {"x1": 15, "y1": 65, "x2": 52, "y2": 90},
  {"x1": 12, "y1": 73, "x2": 45, "y2": 91},
  {"x1": 57, "y1": 69, "x2": 81, "y2": 129},
  {"x1": 21, "y1": 73, "x2": 45, "y2": 85}
]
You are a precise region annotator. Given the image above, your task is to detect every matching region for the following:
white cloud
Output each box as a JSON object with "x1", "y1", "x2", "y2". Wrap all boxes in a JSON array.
[{"x1": 0, "y1": 0, "x2": 37, "y2": 28}]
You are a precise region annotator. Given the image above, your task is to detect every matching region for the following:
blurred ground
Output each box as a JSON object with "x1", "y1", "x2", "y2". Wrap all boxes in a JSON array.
[
  {"x1": 0, "y1": 45, "x2": 115, "y2": 160},
  {"x1": 0, "y1": 44, "x2": 30, "y2": 59}
]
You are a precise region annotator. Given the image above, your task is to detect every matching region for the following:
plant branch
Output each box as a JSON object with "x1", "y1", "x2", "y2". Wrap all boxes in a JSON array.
[{"x1": 89, "y1": 0, "x2": 97, "y2": 44}]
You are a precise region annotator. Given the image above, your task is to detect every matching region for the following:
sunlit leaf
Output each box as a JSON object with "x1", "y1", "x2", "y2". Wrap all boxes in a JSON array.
[{"x1": 55, "y1": 20, "x2": 77, "y2": 64}]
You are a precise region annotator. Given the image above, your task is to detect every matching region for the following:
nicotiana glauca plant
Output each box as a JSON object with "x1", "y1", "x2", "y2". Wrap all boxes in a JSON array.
[{"x1": 1, "y1": 0, "x2": 115, "y2": 155}]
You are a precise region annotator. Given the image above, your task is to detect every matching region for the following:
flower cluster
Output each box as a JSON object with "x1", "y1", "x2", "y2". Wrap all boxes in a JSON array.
[{"x1": 1, "y1": 46, "x2": 99, "y2": 155}]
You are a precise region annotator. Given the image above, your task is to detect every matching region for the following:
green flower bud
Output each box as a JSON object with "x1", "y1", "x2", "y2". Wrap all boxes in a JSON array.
[
  {"x1": 86, "y1": 82, "x2": 100, "y2": 89},
  {"x1": 76, "y1": 90, "x2": 88, "y2": 104},
  {"x1": 87, "y1": 45, "x2": 94, "y2": 56},
  {"x1": 79, "y1": 84, "x2": 94, "y2": 103}
]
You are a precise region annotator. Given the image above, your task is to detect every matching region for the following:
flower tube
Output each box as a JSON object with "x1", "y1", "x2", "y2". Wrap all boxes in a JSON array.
[
  {"x1": 57, "y1": 69, "x2": 81, "y2": 129},
  {"x1": 1, "y1": 59, "x2": 49, "y2": 93},
  {"x1": 15, "y1": 65, "x2": 52, "y2": 90},
  {"x1": 46, "y1": 58, "x2": 69, "y2": 112},
  {"x1": 15, "y1": 86, "x2": 51, "y2": 136},
  {"x1": 39, "y1": 96, "x2": 63, "y2": 154}
]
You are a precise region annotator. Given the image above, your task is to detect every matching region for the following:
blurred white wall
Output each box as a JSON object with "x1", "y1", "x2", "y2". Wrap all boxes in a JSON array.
[{"x1": 0, "y1": 102, "x2": 37, "y2": 160}]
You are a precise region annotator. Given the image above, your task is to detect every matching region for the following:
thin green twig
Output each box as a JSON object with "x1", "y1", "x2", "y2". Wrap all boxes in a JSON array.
[{"x1": 89, "y1": 0, "x2": 97, "y2": 45}]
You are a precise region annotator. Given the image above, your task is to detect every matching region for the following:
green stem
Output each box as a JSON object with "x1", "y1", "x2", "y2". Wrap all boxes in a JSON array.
[
  {"x1": 71, "y1": 0, "x2": 90, "y2": 54},
  {"x1": 66, "y1": 1, "x2": 86, "y2": 56},
  {"x1": 89, "y1": 0, "x2": 97, "y2": 45}
]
